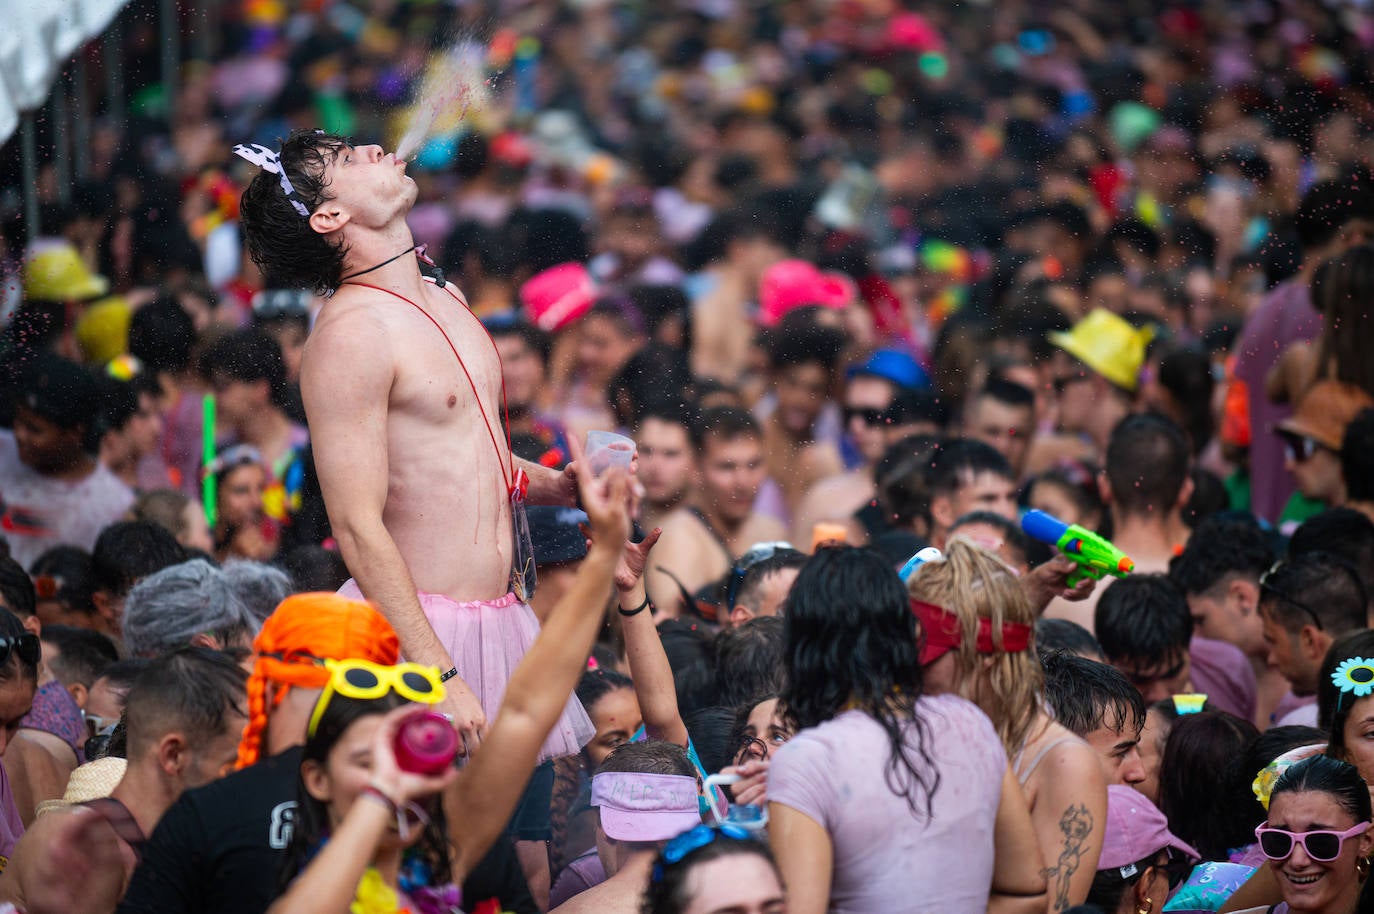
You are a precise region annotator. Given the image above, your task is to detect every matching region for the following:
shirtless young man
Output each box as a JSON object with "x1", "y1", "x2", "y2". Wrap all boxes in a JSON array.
[
  {"x1": 645, "y1": 406, "x2": 786, "y2": 617},
  {"x1": 236, "y1": 132, "x2": 590, "y2": 757}
]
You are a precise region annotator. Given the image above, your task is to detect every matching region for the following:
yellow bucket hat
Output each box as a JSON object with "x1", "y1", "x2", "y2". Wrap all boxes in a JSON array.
[
  {"x1": 23, "y1": 244, "x2": 109, "y2": 302},
  {"x1": 1049, "y1": 309, "x2": 1155, "y2": 392}
]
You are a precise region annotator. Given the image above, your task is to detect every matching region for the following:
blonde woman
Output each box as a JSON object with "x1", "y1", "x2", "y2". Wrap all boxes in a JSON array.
[{"x1": 908, "y1": 539, "x2": 1109, "y2": 913}]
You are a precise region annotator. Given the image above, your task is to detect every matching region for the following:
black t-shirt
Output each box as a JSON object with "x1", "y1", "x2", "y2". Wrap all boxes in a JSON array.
[{"x1": 117, "y1": 746, "x2": 537, "y2": 914}]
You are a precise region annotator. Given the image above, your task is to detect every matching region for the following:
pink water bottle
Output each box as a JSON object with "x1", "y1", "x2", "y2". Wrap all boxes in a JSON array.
[{"x1": 393, "y1": 710, "x2": 459, "y2": 775}]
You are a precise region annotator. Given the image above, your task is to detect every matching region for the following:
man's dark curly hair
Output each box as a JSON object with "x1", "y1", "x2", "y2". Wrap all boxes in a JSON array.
[{"x1": 239, "y1": 130, "x2": 351, "y2": 294}]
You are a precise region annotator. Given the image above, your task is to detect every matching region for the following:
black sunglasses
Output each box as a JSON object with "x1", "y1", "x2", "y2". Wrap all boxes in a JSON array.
[
  {"x1": 1278, "y1": 431, "x2": 1328, "y2": 464},
  {"x1": 0, "y1": 634, "x2": 40, "y2": 669},
  {"x1": 843, "y1": 406, "x2": 889, "y2": 427},
  {"x1": 1259, "y1": 562, "x2": 1324, "y2": 630}
]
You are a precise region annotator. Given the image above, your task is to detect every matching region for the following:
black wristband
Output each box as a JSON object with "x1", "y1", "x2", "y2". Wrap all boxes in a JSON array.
[
  {"x1": 618, "y1": 595, "x2": 652, "y2": 617},
  {"x1": 440, "y1": 667, "x2": 459, "y2": 683}
]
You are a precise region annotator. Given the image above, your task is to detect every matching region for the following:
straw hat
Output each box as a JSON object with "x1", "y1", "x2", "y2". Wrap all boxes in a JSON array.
[
  {"x1": 1277, "y1": 381, "x2": 1374, "y2": 450},
  {"x1": 34, "y1": 757, "x2": 127, "y2": 817}
]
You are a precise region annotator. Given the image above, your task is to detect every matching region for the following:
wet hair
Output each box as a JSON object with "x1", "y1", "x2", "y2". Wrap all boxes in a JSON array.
[
  {"x1": 971, "y1": 378, "x2": 1035, "y2": 414},
  {"x1": 1169, "y1": 514, "x2": 1275, "y2": 598},
  {"x1": 1289, "y1": 510, "x2": 1374, "y2": 606},
  {"x1": 1227, "y1": 726, "x2": 1326, "y2": 833},
  {"x1": 927, "y1": 439, "x2": 1014, "y2": 502},
  {"x1": 1023, "y1": 461, "x2": 1106, "y2": 531},
  {"x1": 641, "y1": 831, "x2": 780, "y2": 914},
  {"x1": 714, "y1": 617, "x2": 784, "y2": 710},
  {"x1": 0, "y1": 555, "x2": 34, "y2": 620},
  {"x1": 1095, "y1": 575, "x2": 1194, "y2": 669},
  {"x1": 1293, "y1": 180, "x2": 1374, "y2": 252},
  {"x1": 1343, "y1": 410, "x2": 1374, "y2": 503},
  {"x1": 123, "y1": 559, "x2": 260, "y2": 657},
  {"x1": 127, "y1": 297, "x2": 195, "y2": 375},
  {"x1": 95, "y1": 658, "x2": 153, "y2": 698},
  {"x1": 1320, "y1": 629, "x2": 1374, "y2": 747},
  {"x1": 1157, "y1": 347, "x2": 1215, "y2": 456},
  {"x1": 782, "y1": 546, "x2": 937, "y2": 816},
  {"x1": 129, "y1": 490, "x2": 198, "y2": 544},
  {"x1": 274, "y1": 545, "x2": 350, "y2": 594},
  {"x1": 281, "y1": 691, "x2": 452, "y2": 892},
  {"x1": 91, "y1": 520, "x2": 186, "y2": 599},
  {"x1": 689, "y1": 406, "x2": 760, "y2": 452},
  {"x1": 239, "y1": 130, "x2": 351, "y2": 294},
  {"x1": 683, "y1": 707, "x2": 736, "y2": 777},
  {"x1": 765, "y1": 320, "x2": 848, "y2": 374},
  {"x1": 576, "y1": 668, "x2": 634, "y2": 714},
  {"x1": 658, "y1": 619, "x2": 716, "y2": 717},
  {"x1": 123, "y1": 647, "x2": 248, "y2": 758},
  {"x1": 484, "y1": 318, "x2": 552, "y2": 366},
  {"x1": 1270, "y1": 755, "x2": 1372, "y2": 825},
  {"x1": 948, "y1": 511, "x2": 1030, "y2": 568},
  {"x1": 1157, "y1": 711, "x2": 1260, "y2": 861},
  {"x1": 609, "y1": 344, "x2": 694, "y2": 428},
  {"x1": 597, "y1": 739, "x2": 696, "y2": 779},
  {"x1": 200, "y1": 328, "x2": 291, "y2": 412},
  {"x1": 908, "y1": 539, "x2": 1041, "y2": 755},
  {"x1": 1106, "y1": 415, "x2": 1190, "y2": 518},
  {"x1": 40, "y1": 624, "x2": 117, "y2": 689},
  {"x1": 1259, "y1": 552, "x2": 1367, "y2": 638},
  {"x1": 1310, "y1": 246, "x2": 1374, "y2": 402},
  {"x1": 733, "y1": 552, "x2": 806, "y2": 615},
  {"x1": 30, "y1": 546, "x2": 97, "y2": 619},
  {"x1": 0, "y1": 608, "x2": 36, "y2": 684},
  {"x1": 1035, "y1": 619, "x2": 1105, "y2": 662},
  {"x1": 1086, "y1": 848, "x2": 1166, "y2": 913},
  {"x1": 1042, "y1": 651, "x2": 1146, "y2": 740},
  {"x1": 875, "y1": 435, "x2": 943, "y2": 529}
]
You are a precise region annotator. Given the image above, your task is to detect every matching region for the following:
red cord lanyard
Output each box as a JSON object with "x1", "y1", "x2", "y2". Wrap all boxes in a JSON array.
[{"x1": 343, "y1": 280, "x2": 523, "y2": 499}]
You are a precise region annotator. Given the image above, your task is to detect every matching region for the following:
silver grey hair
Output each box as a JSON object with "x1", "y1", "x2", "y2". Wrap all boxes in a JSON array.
[
  {"x1": 123, "y1": 559, "x2": 261, "y2": 657},
  {"x1": 221, "y1": 560, "x2": 293, "y2": 623}
]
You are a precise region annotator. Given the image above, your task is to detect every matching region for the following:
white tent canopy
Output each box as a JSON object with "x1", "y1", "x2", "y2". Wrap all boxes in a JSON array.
[{"x1": 0, "y1": 0, "x2": 129, "y2": 144}]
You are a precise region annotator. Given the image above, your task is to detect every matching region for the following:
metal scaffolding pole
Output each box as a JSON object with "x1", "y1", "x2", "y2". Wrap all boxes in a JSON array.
[
  {"x1": 160, "y1": 0, "x2": 179, "y2": 110},
  {"x1": 103, "y1": 24, "x2": 124, "y2": 123},
  {"x1": 20, "y1": 114, "x2": 39, "y2": 244},
  {"x1": 73, "y1": 53, "x2": 91, "y2": 181},
  {"x1": 52, "y1": 73, "x2": 71, "y2": 204}
]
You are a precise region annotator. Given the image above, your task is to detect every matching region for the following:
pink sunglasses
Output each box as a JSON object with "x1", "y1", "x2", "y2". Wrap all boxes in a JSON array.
[{"x1": 1255, "y1": 822, "x2": 1370, "y2": 862}]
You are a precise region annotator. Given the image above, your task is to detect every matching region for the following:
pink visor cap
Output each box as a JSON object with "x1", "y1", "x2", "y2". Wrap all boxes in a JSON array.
[{"x1": 591, "y1": 771, "x2": 701, "y2": 842}]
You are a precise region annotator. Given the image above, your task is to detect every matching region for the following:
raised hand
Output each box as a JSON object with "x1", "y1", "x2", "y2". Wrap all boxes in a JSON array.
[{"x1": 612, "y1": 527, "x2": 662, "y2": 593}]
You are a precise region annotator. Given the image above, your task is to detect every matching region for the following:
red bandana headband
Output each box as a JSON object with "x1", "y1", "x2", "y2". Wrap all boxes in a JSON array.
[{"x1": 912, "y1": 599, "x2": 1032, "y2": 666}]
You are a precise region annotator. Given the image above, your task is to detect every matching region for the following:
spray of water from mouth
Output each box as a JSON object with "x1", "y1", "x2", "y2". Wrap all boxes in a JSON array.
[{"x1": 394, "y1": 37, "x2": 494, "y2": 163}]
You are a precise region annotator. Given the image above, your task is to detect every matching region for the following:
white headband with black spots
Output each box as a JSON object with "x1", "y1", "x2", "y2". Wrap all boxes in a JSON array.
[{"x1": 232, "y1": 142, "x2": 311, "y2": 218}]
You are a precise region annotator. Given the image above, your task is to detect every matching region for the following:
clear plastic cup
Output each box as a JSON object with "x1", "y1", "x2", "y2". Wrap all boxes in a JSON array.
[{"x1": 585, "y1": 431, "x2": 635, "y2": 476}]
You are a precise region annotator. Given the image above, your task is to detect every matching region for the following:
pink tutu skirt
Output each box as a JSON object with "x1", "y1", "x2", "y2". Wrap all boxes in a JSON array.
[{"x1": 338, "y1": 581, "x2": 594, "y2": 762}]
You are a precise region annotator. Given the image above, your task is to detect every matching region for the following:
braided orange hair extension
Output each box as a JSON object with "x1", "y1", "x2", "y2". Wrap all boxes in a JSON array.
[{"x1": 235, "y1": 592, "x2": 399, "y2": 769}]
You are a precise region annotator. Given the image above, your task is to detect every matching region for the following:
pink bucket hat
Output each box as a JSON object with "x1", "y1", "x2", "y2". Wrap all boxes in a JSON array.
[
  {"x1": 520, "y1": 262, "x2": 598, "y2": 332},
  {"x1": 758, "y1": 259, "x2": 854, "y2": 327},
  {"x1": 591, "y1": 771, "x2": 701, "y2": 842}
]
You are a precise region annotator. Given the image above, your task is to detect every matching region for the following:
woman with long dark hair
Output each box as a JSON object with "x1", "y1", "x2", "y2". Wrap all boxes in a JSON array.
[
  {"x1": 767, "y1": 545, "x2": 1046, "y2": 914},
  {"x1": 1237, "y1": 756, "x2": 1374, "y2": 914}
]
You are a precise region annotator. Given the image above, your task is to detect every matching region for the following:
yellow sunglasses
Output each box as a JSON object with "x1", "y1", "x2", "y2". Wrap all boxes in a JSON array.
[{"x1": 307, "y1": 659, "x2": 447, "y2": 738}]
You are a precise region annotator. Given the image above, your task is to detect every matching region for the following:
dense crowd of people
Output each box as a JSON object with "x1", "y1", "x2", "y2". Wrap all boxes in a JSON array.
[{"x1": 0, "y1": 0, "x2": 1374, "y2": 911}]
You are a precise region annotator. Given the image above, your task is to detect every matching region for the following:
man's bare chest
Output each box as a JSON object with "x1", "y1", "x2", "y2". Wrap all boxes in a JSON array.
[{"x1": 386, "y1": 304, "x2": 503, "y2": 424}]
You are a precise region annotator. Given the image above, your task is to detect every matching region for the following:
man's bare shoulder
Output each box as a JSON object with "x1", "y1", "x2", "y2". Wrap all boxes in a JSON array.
[{"x1": 740, "y1": 513, "x2": 787, "y2": 545}]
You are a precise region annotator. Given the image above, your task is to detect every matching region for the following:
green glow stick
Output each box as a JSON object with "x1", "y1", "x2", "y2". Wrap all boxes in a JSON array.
[{"x1": 202, "y1": 394, "x2": 217, "y2": 528}]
